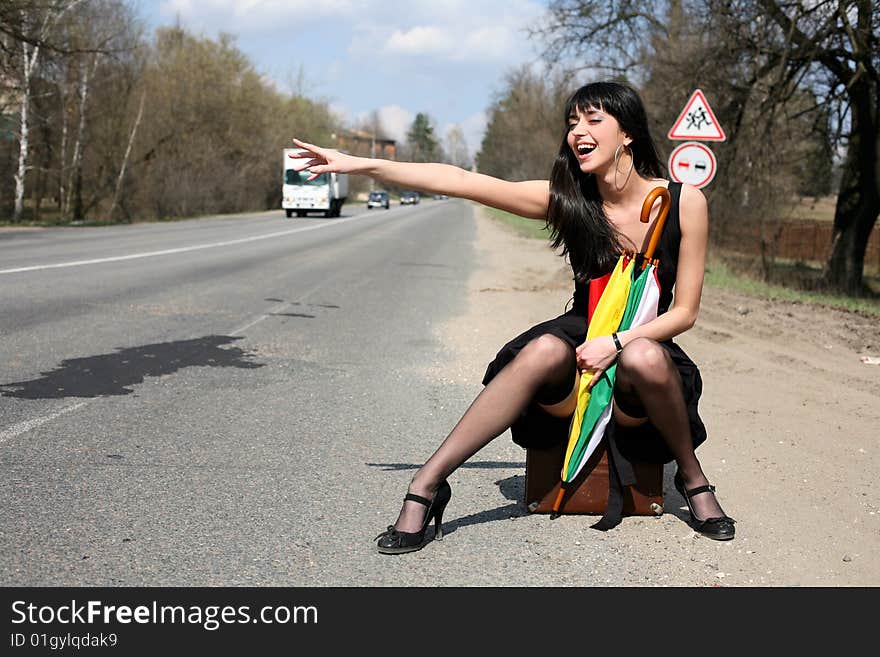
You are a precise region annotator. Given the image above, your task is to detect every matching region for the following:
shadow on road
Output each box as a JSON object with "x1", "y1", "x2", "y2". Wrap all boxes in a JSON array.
[
  {"x1": 366, "y1": 460, "x2": 526, "y2": 472},
  {"x1": 364, "y1": 469, "x2": 532, "y2": 536},
  {"x1": 0, "y1": 335, "x2": 263, "y2": 399},
  {"x1": 424, "y1": 475, "x2": 530, "y2": 539},
  {"x1": 440, "y1": 501, "x2": 530, "y2": 538}
]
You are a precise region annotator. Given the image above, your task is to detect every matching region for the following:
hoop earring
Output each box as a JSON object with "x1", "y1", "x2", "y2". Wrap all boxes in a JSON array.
[{"x1": 614, "y1": 143, "x2": 635, "y2": 192}]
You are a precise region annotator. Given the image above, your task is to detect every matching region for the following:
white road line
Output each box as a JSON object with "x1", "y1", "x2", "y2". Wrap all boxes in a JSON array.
[
  {"x1": 230, "y1": 277, "x2": 335, "y2": 336},
  {"x1": 230, "y1": 302, "x2": 293, "y2": 336},
  {"x1": 0, "y1": 214, "x2": 365, "y2": 275},
  {"x1": 0, "y1": 219, "x2": 355, "y2": 444},
  {"x1": 0, "y1": 401, "x2": 89, "y2": 445},
  {"x1": 1, "y1": 295, "x2": 308, "y2": 443}
]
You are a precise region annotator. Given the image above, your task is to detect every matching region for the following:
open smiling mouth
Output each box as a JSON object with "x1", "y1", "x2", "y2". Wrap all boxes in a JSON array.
[{"x1": 577, "y1": 143, "x2": 597, "y2": 156}]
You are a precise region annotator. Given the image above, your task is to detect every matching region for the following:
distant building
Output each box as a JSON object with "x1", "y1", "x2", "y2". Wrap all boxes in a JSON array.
[{"x1": 333, "y1": 129, "x2": 396, "y2": 160}]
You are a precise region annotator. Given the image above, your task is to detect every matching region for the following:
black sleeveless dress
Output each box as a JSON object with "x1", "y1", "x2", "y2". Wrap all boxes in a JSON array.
[{"x1": 481, "y1": 182, "x2": 707, "y2": 465}]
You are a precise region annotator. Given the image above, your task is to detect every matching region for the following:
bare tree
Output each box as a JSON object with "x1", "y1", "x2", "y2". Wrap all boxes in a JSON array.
[
  {"x1": 63, "y1": 51, "x2": 96, "y2": 219},
  {"x1": 2, "y1": 0, "x2": 137, "y2": 222},
  {"x1": 477, "y1": 66, "x2": 569, "y2": 181},
  {"x1": 13, "y1": 13, "x2": 41, "y2": 222},
  {"x1": 10, "y1": 2, "x2": 84, "y2": 221},
  {"x1": 752, "y1": 1, "x2": 879, "y2": 293},
  {"x1": 444, "y1": 124, "x2": 472, "y2": 170},
  {"x1": 105, "y1": 88, "x2": 144, "y2": 222},
  {"x1": 534, "y1": 0, "x2": 879, "y2": 295},
  {"x1": 2, "y1": 12, "x2": 341, "y2": 224}
]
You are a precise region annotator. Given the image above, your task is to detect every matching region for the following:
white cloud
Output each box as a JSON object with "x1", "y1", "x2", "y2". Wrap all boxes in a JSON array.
[
  {"x1": 376, "y1": 105, "x2": 415, "y2": 144},
  {"x1": 383, "y1": 26, "x2": 454, "y2": 57},
  {"x1": 158, "y1": 0, "x2": 543, "y2": 65},
  {"x1": 379, "y1": 24, "x2": 517, "y2": 62},
  {"x1": 150, "y1": 0, "x2": 543, "y2": 153},
  {"x1": 159, "y1": 0, "x2": 354, "y2": 33},
  {"x1": 439, "y1": 112, "x2": 488, "y2": 161},
  {"x1": 349, "y1": 0, "x2": 543, "y2": 66},
  {"x1": 459, "y1": 111, "x2": 488, "y2": 156},
  {"x1": 461, "y1": 27, "x2": 517, "y2": 61},
  {"x1": 329, "y1": 101, "x2": 351, "y2": 125}
]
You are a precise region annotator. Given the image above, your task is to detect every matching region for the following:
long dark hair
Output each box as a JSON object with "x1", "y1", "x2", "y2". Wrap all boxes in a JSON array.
[{"x1": 547, "y1": 81, "x2": 664, "y2": 282}]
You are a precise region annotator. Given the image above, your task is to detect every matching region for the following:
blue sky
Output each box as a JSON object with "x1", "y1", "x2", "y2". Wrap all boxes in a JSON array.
[{"x1": 139, "y1": 0, "x2": 548, "y2": 157}]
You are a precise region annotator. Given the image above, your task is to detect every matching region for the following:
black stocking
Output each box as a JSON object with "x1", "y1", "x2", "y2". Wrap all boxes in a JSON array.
[
  {"x1": 393, "y1": 335, "x2": 577, "y2": 532},
  {"x1": 614, "y1": 338, "x2": 726, "y2": 521}
]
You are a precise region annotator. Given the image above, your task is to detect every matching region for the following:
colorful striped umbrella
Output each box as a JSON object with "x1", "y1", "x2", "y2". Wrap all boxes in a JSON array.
[{"x1": 552, "y1": 187, "x2": 671, "y2": 515}]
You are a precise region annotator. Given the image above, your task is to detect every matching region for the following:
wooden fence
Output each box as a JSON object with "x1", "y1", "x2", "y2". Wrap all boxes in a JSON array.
[{"x1": 718, "y1": 219, "x2": 880, "y2": 274}]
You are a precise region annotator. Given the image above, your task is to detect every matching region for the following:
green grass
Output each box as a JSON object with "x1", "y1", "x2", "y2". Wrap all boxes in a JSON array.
[
  {"x1": 481, "y1": 205, "x2": 550, "y2": 239},
  {"x1": 481, "y1": 203, "x2": 879, "y2": 316},
  {"x1": 705, "y1": 259, "x2": 880, "y2": 316},
  {"x1": 786, "y1": 195, "x2": 836, "y2": 222}
]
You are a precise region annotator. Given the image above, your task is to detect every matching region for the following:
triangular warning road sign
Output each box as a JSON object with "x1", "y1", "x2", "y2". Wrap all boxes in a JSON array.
[{"x1": 668, "y1": 89, "x2": 726, "y2": 141}]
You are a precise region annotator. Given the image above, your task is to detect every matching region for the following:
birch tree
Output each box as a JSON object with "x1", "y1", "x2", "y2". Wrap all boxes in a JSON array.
[
  {"x1": 105, "y1": 88, "x2": 144, "y2": 222},
  {"x1": 7, "y1": 0, "x2": 83, "y2": 222},
  {"x1": 63, "y1": 52, "x2": 96, "y2": 219},
  {"x1": 12, "y1": 10, "x2": 45, "y2": 222},
  {"x1": 444, "y1": 125, "x2": 472, "y2": 170}
]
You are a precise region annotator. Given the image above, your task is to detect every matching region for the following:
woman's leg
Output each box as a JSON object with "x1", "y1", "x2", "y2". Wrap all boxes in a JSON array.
[
  {"x1": 392, "y1": 334, "x2": 577, "y2": 532},
  {"x1": 613, "y1": 338, "x2": 727, "y2": 521}
]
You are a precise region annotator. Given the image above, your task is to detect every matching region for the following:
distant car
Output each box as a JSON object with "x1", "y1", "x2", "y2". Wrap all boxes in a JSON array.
[
  {"x1": 400, "y1": 191, "x2": 420, "y2": 205},
  {"x1": 433, "y1": 194, "x2": 449, "y2": 200},
  {"x1": 367, "y1": 190, "x2": 390, "y2": 209}
]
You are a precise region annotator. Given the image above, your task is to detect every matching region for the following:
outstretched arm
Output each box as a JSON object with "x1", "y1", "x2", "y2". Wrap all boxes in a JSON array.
[{"x1": 290, "y1": 138, "x2": 550, "y2": 221}]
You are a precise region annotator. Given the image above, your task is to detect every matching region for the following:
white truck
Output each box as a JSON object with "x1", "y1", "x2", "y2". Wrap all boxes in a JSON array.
[{"x1": 282, "y1": 148, "x2": 348, "y2": 218}]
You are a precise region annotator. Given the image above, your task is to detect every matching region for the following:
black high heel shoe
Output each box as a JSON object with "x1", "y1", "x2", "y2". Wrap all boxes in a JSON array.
[
  {"x1": 375, "y1": 481, "x2": 452, "y2": 555},
  {"x1": 674, "y1": 472, "x2": 736, "y2": 541}
]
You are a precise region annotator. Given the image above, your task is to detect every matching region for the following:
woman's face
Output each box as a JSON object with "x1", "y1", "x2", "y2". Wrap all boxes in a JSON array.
[{"x1": 566, "y1": 105, "x2": 631, "y2": 175}]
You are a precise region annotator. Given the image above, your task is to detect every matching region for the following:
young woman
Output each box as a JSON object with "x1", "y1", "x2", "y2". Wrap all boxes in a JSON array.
[{"x1": 291, "y1": 81, "x2": 735, "y2": 553}]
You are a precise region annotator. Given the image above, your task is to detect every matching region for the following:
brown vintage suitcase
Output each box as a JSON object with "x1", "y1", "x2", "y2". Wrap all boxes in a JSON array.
[{"x1": 525, "y1": 440, "x2": 664, "y2": 516}]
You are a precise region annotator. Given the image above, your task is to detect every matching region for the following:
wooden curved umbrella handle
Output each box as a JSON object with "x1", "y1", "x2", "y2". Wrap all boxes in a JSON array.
[{"x1": 640, "y1": 186, "x2": 671, "y2": 262}]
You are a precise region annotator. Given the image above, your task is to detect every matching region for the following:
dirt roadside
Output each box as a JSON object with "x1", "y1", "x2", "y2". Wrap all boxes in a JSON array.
[{"x1": 431, "y1": 204, "x2": 880, "y2": 586}]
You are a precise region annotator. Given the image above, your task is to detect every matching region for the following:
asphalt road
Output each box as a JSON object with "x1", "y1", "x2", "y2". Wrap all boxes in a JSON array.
[
  {"x1": 2, "y1": 199, "x2": 785, "y2": 588},
  {"x1": 1, "y1": 199, "x2": 496, "y2": 586}
]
